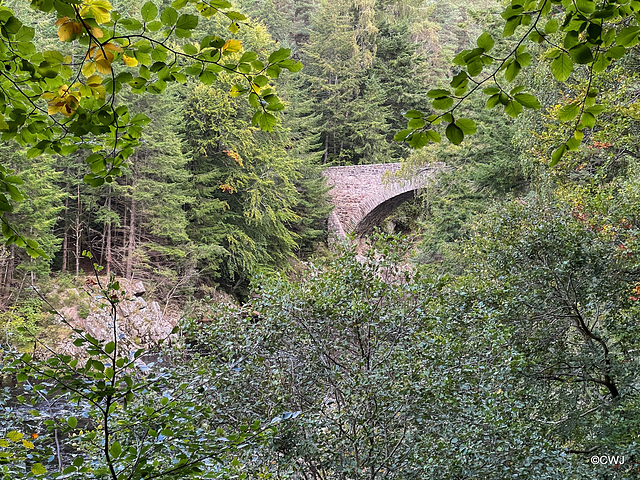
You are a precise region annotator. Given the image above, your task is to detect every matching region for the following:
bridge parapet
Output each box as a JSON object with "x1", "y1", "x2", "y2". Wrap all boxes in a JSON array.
[{"x1": 323, "y1": 163, "x2": 442, "y2": 238}]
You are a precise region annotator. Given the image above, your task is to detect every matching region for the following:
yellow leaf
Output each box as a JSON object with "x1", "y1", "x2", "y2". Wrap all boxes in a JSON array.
[
  {"x1": 55, "y1": 16, "x2": 70, "y2": 26},
  {"x1": 81, "y1": 0, "x2": 113, "y2": 24},
  {"x1": 7, "y1": 431, "x2": 23, "y2": 442},
  {"x1": 123, "y1": 54, "x2": 138, "y2": 67},
  {"x1": 79, "y1": 85, "x2": 92, "y2": 97},
  {"x1": 82, "y1": 61, "x2": 96, "y2": 77},
  {"x1": 61, "y1": 103, "x2": 78, "y2": 117},
  {"x1": 91, "y1": 85, "x2": 106, "y2": 100},
  {"x1": 94, "y1": 49, "x2": 114, "y2": 63},
  {"x1": 21, "y1": 439, "x2": 34, "y2": 449},
  {"x1": 57, "y1": 20, "x2": 82, "y2": 41},
  {"x1": 31, "y1": 463, "x2": 46, "y2": 475},
  {"x1": 229, "y1": 85, "x2": 243, "y2": 97},
  {"x1": 57, "y1": 22, "x2": 75, "y2": 41},
  {"x1": 89, "y1": 0, "x2": 113, "y2": 10},
  {"x1": 222, "y1": 39, "x2": 242, "y2": 53},
  {"x1": 86, "y1": 75, "x2": 102, "y2": 86},
  {"x1": 103, "y1": 43, "x2": 123, "y2": 53},
  {"x1": 96, "y1": 58, "x2": 112, "y2": 74},
  {"x1": 92, "y1": 27, "x2": 104, "y2": 38},
  {"x1": 0, "y1": 439, "x2": 8, "y2": 447},
  {"x1": 196, "y1": 4, "x2": 216, "y2": 17},
  {"x1": 89, "y1": 6, "x2": 112, "y2": 24}
]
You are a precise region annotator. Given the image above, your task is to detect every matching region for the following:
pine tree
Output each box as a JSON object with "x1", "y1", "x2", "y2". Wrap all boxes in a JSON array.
[{"x1": 0, "y1": 147, "x2": 66, "y2": 299}]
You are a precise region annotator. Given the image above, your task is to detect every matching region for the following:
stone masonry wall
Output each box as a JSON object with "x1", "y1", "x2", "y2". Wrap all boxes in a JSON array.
[{"x1": 323, "y1": 163, "x2": 442, "y2": 238}]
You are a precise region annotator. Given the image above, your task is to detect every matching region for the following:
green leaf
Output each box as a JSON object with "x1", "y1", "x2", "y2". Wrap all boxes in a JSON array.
[
  {"x1": 467, "y1": 59, "x2": 483, "y2": 76},
  {"x1": 576, "y1": 0, "x2": 595, "y2": 14},
  {"x1": 31, "y1": 463, "x2": 46, "y2": 475},
  {"x1": 119, "y1": 18, "x2": 142, "y2": 30},
  {"x1": 450, "y1": 71, "x2": 468, "y2": 88},
  {"x1": 427, "y1": 89, "x2": 451, "y2": 99},
  {"x1": 253, "y1": 75, "x2": 269, "y2": 87},
  {"x1": 67, "y1": 416, "x2": 77, "y2": 429},
  {"x1": 569, "y1": 44, "x2": 593, "y2": 64},
  {"x1": 110, "y1": 441, "x2": 122, "y2": 459},
  {"x1": 550, "y1": 53, "x2": 573, "y2": 81},
  {"x1": 105, "y1": 341, "x2": 115, "y2": 354},
  {"x1": 403, "y1": 110, "x2": 423, "y2": 119},
  {"x1": 407, "y1": 131, "x2": 430, "y2": 148},
  {"x1": 445, "y1": 122, "x2": 464, "y2": 145},
  {"x1": 564, "y1": 31, "x2": 579, "y2": 49},
  {"x1": 586, "y1": 104, "x2": 605, "y2": 115},
  {"x1": 456, "y1": 118, "x2": 476, "y2": 135},
  {"x1": 592, "y1": 54, "x2": 610, "y2": 73},
  {"x1": 550, "y1": 144, "x2": 567, "y2": 166},
  {"x1": 6, "y1": 185, "x2": 24, "y2": 202},
  {"x1": 176, "y1": 14, "x2": 198, "y2": 30},
  {"x1": 504, "y1": 100, "x2": 523, "y2": 117},
  {"x1": 226, "y1": 11, "x2": 247, "y2": 21},
  {"x1": 486, "y1": 94, "x2": 500, "y2": 109},
  {"x1": 182, "y1": 43, "x2": 198, "y2": 55},
  {"x1": 529, "y1": 31, "x2": 543, "y2": 43},
  {"x1": 239, "y1": 51, "x2": 257, "y2": 62},
  {"x1": 394, "y1": 129, "x2": 412, "y2": 142},
  {"x1": 606, "y1": 45, "x2": 626, "y2": 59},
  {"x1": 160, "y1": 7, "x2": 178, "y2": 25},
  {"x1": 503, "y1": 16, "x2": 521, "y2": 37},
  {"x1": 408, "y1": 118, "x2": 425, "y2": 129},
  {"x1": 425, "y1": 130, "x2": 441, "y2": 142},
  {"x1": 269, "y1": 48, "x2": 291, "y2": 64},
  {"x1": 141, "y1": 2, "x2": 158, "y2": 22},
  {"x1": 266, "y1": 64, "x2": 281, "y2": 78},
  {"x1": 544, "y1": 48, "x2": 561, "y2": 60},
  {"x1": 199, "y1": 71, "x2": 217, "y2": 85},
  {"x1": 504, "y1": 60, "x2": 521, "y2": 82},
  {"x1": 517, "y1": 52, "x2": 531, "y2": 67},
  {"x1": 147, "y1": 20, "x2": 162, "y2": 31},
  {"x1": 432, "y1": 97, "x2": 453, "y2": 110},
  {"x1": 514, "y1": 93, "x2": 541, "y2": 109},
  {"x1": 616, "y1": 26, "x2": 640, "y2": 47},
  {"x1": 477, "y1": 32, "x2": 494, "y2": 51},
  {"x1": 580, "y1": 112, "x2": 596, "y2": 128},
  {"x1": 544, "y1": 18, "x2": 558, "y2": 34},
  {"x1": 258, "y1": 112, "x2": 277, "y2": 132},
  {"x1": 558, "y1": 103, "x2": 581, "y2": 121},
  {"x1": 279, "y1": 59, "x2": 302, "y2": 72}
]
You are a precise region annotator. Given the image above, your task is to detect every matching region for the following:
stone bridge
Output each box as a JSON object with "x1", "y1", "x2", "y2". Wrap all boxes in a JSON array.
[{"x1": 323, "y1": 162, "x2": 443, "y2": 238}]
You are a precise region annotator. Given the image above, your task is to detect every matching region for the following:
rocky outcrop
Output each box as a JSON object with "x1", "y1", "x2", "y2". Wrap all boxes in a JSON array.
[{"x1": 57, "y1": 278, "x2": 179, "y2": 356}]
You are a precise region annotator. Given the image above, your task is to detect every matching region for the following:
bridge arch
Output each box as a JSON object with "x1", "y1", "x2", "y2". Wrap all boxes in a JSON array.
[{"x1": 323, "y1": 163, "x2": 442, "y2": 239}]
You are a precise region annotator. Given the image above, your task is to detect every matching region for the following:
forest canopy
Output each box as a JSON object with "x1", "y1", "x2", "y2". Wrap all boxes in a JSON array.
[{"x1": 2, "y1": 0, "x2": 640, "y2": 478}]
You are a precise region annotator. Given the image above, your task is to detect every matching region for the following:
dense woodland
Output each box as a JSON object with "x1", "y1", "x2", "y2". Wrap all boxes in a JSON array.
[{"x1": 2, "y1": 0, "x2": 640, "y2": 478}]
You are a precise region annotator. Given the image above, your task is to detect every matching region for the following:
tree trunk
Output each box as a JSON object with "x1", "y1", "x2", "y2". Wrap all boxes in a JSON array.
[
  {"x1": 125, "y1": 197, "x2": 136, "y2": 279},
  {"x1": 61, "y1": 195, "x2": 69, "y2": 274},
  {"x1": 75, "y1": 183, "x2": 81, "y2": 276},
  {"x1": 106, "y1": 188, "x2": 112, "y2": 277},
  {"x1": 4, "y1": 245, "x2": 15, "y2": 298}
]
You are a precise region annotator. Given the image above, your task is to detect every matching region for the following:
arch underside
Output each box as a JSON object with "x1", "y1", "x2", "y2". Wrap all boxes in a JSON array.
[{"x1": 354, "y1": 190, "x2": 416, "y2": 236}]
